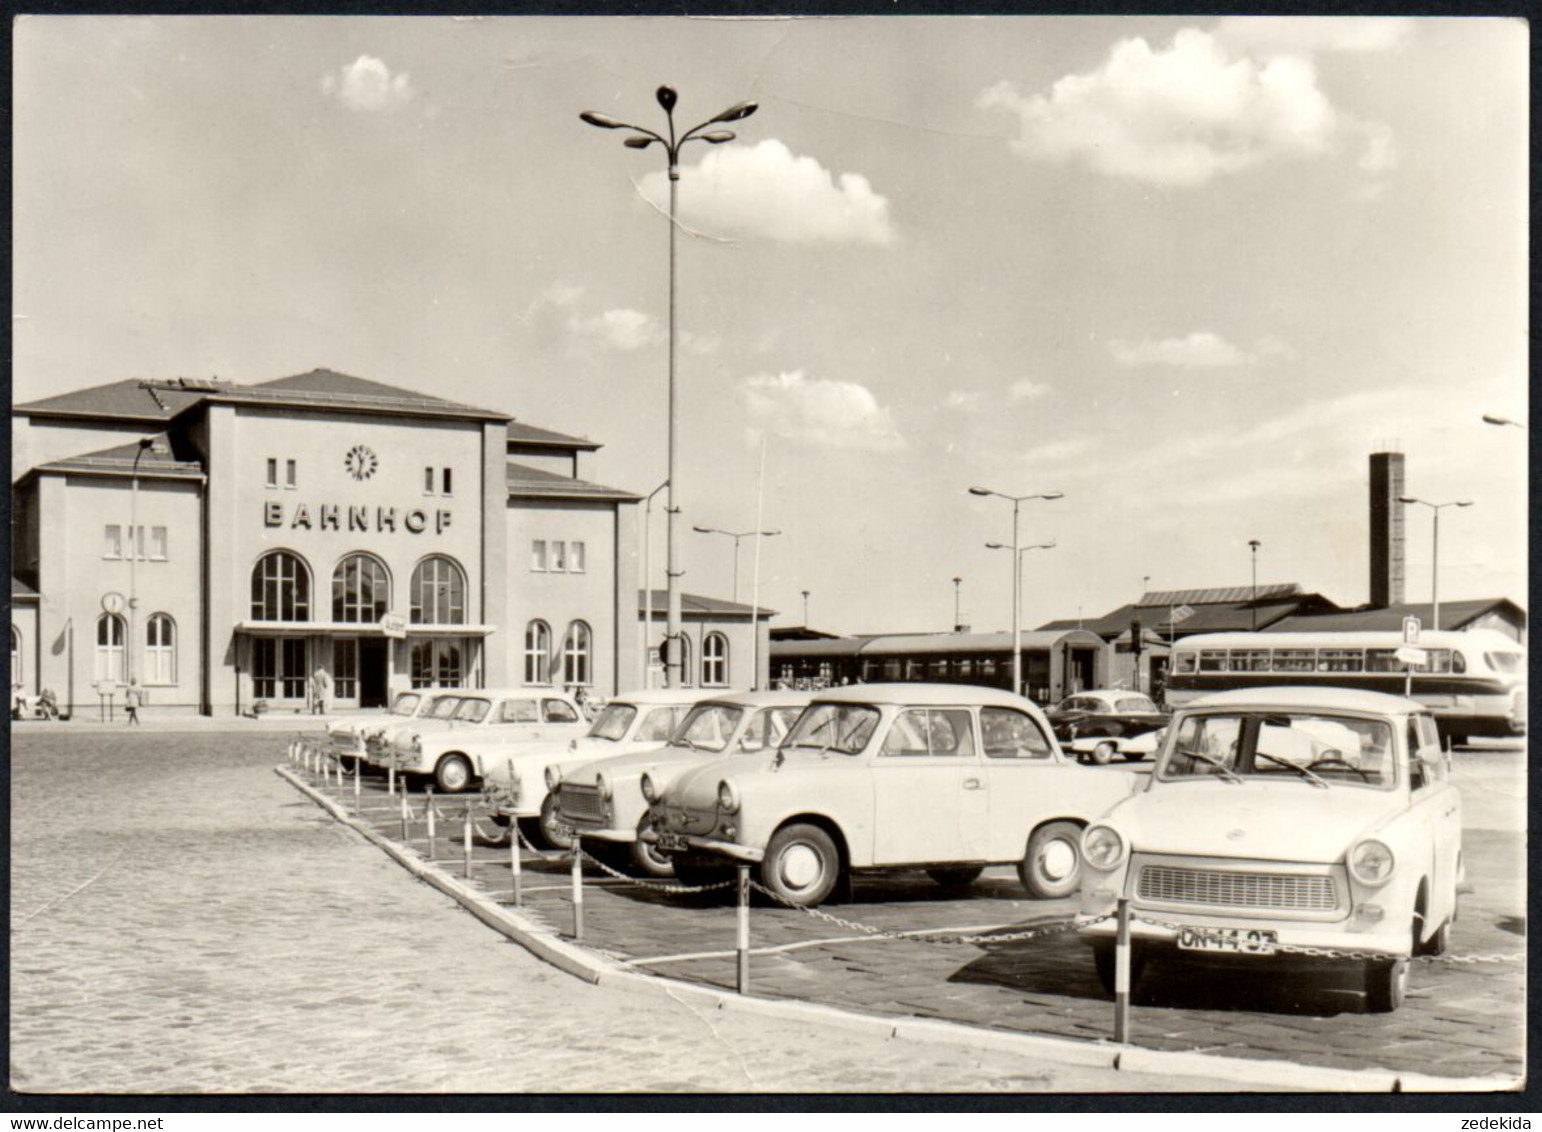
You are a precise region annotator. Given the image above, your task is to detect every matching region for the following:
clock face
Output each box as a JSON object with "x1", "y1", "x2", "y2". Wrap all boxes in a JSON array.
[{"x1": 345, "y1": 444, "x2": 379, "y2": 481}]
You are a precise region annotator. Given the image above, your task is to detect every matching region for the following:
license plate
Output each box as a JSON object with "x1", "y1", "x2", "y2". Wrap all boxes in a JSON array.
[
  {"x1": 1176, "y1": 926, "x2": 1278, "y2": 955},
  {"x1": 656, "y1": 831, "x2": 689, "y2": 852}
]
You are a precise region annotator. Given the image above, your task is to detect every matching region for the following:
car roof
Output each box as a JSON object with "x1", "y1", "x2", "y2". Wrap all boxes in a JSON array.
[
  {"x1": 456, "y1": 687, "x2": 575, "y2": 701},
  {"x1": 1065, "y1": 689, "x2": 1146, "y2": 701},
  {"x1": 608, "y1": 688, "x2": 724, "y2": 707},
  {"x1": 1187, "y1": 686, "x2": 1424, "y2": 714},
  {"x1": 692, "y1": 689, "x2": 814, "y2": 709},
  {"x1": 810, "y1": 682, "x2": 1045, "y2": 710}
]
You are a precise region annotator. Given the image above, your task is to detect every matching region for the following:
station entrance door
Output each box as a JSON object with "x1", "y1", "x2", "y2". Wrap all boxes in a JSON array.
[{"x1": 359, "y1": 638, "x2": 389, "y2": 708}]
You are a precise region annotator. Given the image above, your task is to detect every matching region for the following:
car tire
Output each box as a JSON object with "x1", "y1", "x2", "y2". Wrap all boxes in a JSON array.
[
  {"x1": 1018, "y1": 820, "x2": 1084, "y2": 899},
  {"x1": 1420, "y1": 917, "x2": 1451, "y2": 957},
  {"x1": 927, "y1": 866, "x2": 984, "y2": 891},
  {"x1": 760, "y1": 823, "x2": 841, "y2": 908},
  {"x1": 433, "y1": 753, "x2": 474, "y2": 794},
  {"x1": 628, "y1": 816, "x2": 675, "y2": 879},
  {"x1": 1093, "y1": 944, "x2": 1147, "y2": 997},
  {"x1": 537, "y1": 793, "x2": 575, "y2": 851},
  {"x1": 1089, "y1": 741, "x2": 1116, "y2": 766},
  {"x1": 1363, "y1": 956, "x2": 1409, "y2": 1013}
]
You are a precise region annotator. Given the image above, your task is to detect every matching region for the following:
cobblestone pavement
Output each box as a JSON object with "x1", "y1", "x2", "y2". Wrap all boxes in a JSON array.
[
  {"x1": 291, "y1": 742, "x2": 1523, "y2": 1086},
  {"x1": 12, "y1": 731, "x2": 1249, "y2": 1094}
]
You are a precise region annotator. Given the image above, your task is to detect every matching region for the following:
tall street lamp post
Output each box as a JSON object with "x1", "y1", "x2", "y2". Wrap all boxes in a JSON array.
[
  {"x1": 801, "y1": 589, "x2": 810, "y2": 627},
  {"x1": 640, "y1": 479, "x2": 668, "y2": 685},
  {"x1": 1248, "y1": 539, "x2": 1261, "y2": 631},
  {"x1": 952, "y1": 576, "x2": 962, "y2": 631},
  {"x1": 128, "y1": 437, "x2": 154, "y2": 685},
  {"x1": 692, "y1": 526, "x2": 781, "y2": 604},
  {"x1": 986, "y1": 540, "x2": 1056, "y2": 698},
  {"x1": 970, "y1": 487, "x2": 1062, "y2": 697},
  {"x1": 1398, "y1": 496, "x2": 1474, "y2": 630},
  {"x1": 582, "y1": 87, "x2": 758, "y2": 687}
]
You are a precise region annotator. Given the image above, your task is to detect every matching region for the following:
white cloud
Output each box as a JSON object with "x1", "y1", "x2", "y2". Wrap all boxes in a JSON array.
[
  {"x1": 639, "y1": 140, "x2": 893, "y2": 245},
  {"x1": 1008, "y1": 378, "x2": 1052, "y2": 401},
  {"x1": 1109, "y1": 331, "x2": 1292, "y2": 368},
  {"x1": 520, "y1": 284, "x2": 717, "y2": 355},
  {"x1": 1214, "y1": 17, "x2": 1415, "y2": 56},
  {"x1": 322, "y1": 56, "x2": 413, "y2": 112},
  {"x1": 945, "y1": 390, "x2": 982, "y2": 411},
  {"x1": 569, "y1": 308, "x2": 662, "y2": 352},
  {"x1": 744, "y1": 370, "x2": 904, "y2": 452},
  {"x1": 978, "y1": 27, "x2": 1396, "y2": 186}
]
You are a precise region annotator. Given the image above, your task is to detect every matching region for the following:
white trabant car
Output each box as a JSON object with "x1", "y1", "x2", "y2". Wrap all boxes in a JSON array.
[
  {"x1": 326, "y1": 690, "x2": 440, "y2": 770},
  {"x1": 477, "y1": 689, "x2": 720, "y2": 848},
  {"x1": 1077, "y1": 687, "x2": 1462, "y2": 1013},
  {"x1": 362, "y1": 691, "x2": 467, "y2": 768},
  {"x1": 647, "y1": 683, "x2": 1141, "y2": 906},
  {"x1": 558, "y1": 689, "x2": 811, "y2": 877},
  {"x1": 381, "y1": 687, "x2": 588, "y2": 794}
]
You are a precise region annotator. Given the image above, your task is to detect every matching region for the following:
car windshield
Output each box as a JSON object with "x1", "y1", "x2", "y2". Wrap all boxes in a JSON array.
[
  {"x1": 1158, "y1": 711, "x2": 1397, "y2": 789},
  {"x1": 1116, "y1": 695, "x2": 1158, "y2": 713},
  {"x1": 1060, "y1": 696, "x2": 1105, "y2": 712},
  {"x1": 637, "y1": 707, "x2": 685, "y2": 742},
  {"x1": 669, "y1": 704, "x2": 746, "y2": 753},
  {"x1": 588, "y1": 703, "x2": 637, "y2": 742},
  {"x1": 1486, "y1": 651, "x2": 1525, "y2": 676},
  {"x1": 425, "y1": 695, "x2": 463, "y2": 720},
  {"x1": 390, "y1": 692, "x2": 423, "y2": 716},
  {"x1": 454, "y1": 698, "x2": 492, "y2": 724},
  {"x1": 783, "y1": 703, "x2": 881, "y2": 755},
  {"x1": 738, "y1": 707, "x2": 802, "y2": 753}
]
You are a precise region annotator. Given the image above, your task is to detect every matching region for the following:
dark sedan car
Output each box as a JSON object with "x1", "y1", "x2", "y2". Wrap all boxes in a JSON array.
[{"x1": 1045, "y1": 690, "x2": 1169, "y2": 764}]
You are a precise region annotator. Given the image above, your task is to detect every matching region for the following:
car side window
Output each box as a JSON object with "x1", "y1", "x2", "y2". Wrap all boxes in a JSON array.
[
  {"x1": 981, "y1": 707, "x2": 1054, "y2": 760},
  {"x1": 1407, "y1": 718, "x2": 1443, "y2": 789},
  {"x1": 500, "y1": 699, "x2": 539, "y2": 723},
  {"x1": 880, "y1": 709, "x2": 974, "y2": 757},
  {"x1": 739, "y1": 707, "x2": 800, "y2": 753},
  {"x1": 637, "y1": 707, "x2": 680, "y2": 742},
  {"x1": 542, "y1": 699, "x2": 580, "y2": 723}
]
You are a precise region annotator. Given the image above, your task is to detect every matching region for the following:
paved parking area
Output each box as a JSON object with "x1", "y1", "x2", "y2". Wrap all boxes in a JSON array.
[{"x1": 299, "y1": 742, "x2": 1526, "y2": 1085}]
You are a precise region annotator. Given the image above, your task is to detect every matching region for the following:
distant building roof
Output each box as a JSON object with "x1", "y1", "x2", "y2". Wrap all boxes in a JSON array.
[
  {"x1": 1039, "y1": 588, "x2": 1337, "y2": 639},
  {"x1": 771, "y1": 628, "x2": 1105, "y2": 660},
  {"x1": 1269, "y1": 599, "x2": 1526, "y2": 634},
  {"x1": 506, "y1": 461, "x2": 640, "y2": 502},
  {"x1": 769, "y1": 626, "x2": 842, "y2": 641},
  {"x1": 506, "y1": 421, "x2": 601, "y2": 451},
  {"x1": 638, "y1": 590, "x2": 777, "y2": 619},
  {"x1": 14, "y1": 378, "x2": 203, "y2": 422},
  {"x1": 30, "y1": 436, "x2": 205, "y2": 481},
  {"x1": 1139, "y1": 584, "x2": 1301, "y2": 606}
]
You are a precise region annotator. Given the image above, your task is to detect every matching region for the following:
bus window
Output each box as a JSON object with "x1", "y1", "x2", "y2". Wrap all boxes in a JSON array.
[
  {"x1": 1272, "y1": 649, "x2": 1316, "y2": 672},
  {"x1": 1367, "y1": 649, "x2": 1403, "y2": 673},
  {"x1": 1318, "y1": 649, "x2": 1364, "y2": 673},
  {"x1": 1451, "y1": 651, "x2": 1466, "y2": 674},
  {"x1": 1199, "y1": 650, "x2": 1229, "y2": 672},
  {"x1": 1485, "y1": 651, "x2": 1523, "y2": 675},
  {"x1": 1175, "y1": 652, "x2": 1197, "y2": 674},
  {"x1": 1231, "y1": 649, "x2": 1270, "y2": 672}
]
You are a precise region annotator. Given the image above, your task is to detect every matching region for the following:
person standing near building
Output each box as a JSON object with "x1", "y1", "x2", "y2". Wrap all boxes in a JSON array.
[
  {"x1": 124, "y1": 680, "x2": 142, "y2": 726},
  {"x1": 312, "y1": 665, "x2": 333, "y2": 715}
]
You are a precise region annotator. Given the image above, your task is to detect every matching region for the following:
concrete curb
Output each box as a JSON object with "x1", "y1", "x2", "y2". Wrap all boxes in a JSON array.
[{"x1": 276, "y1": 765, "x2": 1517, "y2": 1094}]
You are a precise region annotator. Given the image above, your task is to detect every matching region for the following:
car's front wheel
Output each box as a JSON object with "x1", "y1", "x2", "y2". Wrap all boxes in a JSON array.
[
  {"x1": 1018, "y1": 821, "x2": 1084, "y2": 899},
  {"x1": 434, "y1": 753, "x2": 474, "y2": 794},
  {"x1": 629, "y1": 816, "x2": 675, "y2": 879},
  {"x1": 760, "y1": 823, "x2": 841, "y2": 907},
  {"x1": 1088, "y1": 740, "x2": 1116, "y2": 766},
  {"x1": 1363, "y1": 956, "x2": 1409, "y2": 1012},
  {"x1": 537, "y1": 793, "x2": 575, "y2": 851}
]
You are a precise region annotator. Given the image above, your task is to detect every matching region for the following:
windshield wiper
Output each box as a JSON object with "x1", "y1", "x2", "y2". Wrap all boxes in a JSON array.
[
  {"x1": 1253, "y1": 751, "x2": 1329, "y2": 788},
  {"x1": 1182, "y1": 749, "x2": 1245, "y2": 784}
]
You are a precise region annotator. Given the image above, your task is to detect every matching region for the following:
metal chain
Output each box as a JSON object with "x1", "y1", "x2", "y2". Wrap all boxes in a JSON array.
[
  {"x1": 574, "y1": 845, "x2": 738, "y2": 895},
  {"x1": 1131, "y1": 913, "x2": 1521, "y2": 964}
]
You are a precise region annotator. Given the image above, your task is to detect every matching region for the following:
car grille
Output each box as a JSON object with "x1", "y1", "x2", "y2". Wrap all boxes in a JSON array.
[
  {"x1": 329, "y1": 732, "x2": 360, "y2": 754},
  {"x1": 1137, "y1": 864, "x2": 1339, "y2": 912},
  {"x1": 559, "y1": 784, "x2": 604, "y2": 825}
]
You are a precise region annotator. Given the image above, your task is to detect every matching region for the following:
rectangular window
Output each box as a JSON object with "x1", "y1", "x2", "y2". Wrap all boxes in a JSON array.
[
  {"x1": 569, "y1": 541, "x2": 585, "y2": 573},
  {"x1": 1271, "y1": 649, "x2": 1317, "y2": 673},
  {"x1": 266, "y1": 458, "x2": 277, "y2": 488},
  {"x1": 551, "y1": 541, "x2": 567, "y2": 572},
  {"x1": 1230, "y1": 649, "x2": 1271, "y2": 672},
  {"x1": 334, "y1": 639, "x2": 358, "y2": 700},
  {"x1": 285, "y1": 459, "x2": 297, "y2": 489},
  {"x1": 1318, "y1": 649, "x2": 1364, "y2": 673},
  {"x1": 149, "y1": 526, "x2": 168, "y2": 561},
  {"x1": 423, "y1": 467, "x2": 434, "y2": 493},
  {"x1": 1198, "y1": 649, "x2": 1229, "y2": 673},
  {"x1": 531, "y1": 540, "x2": 547, "y2": 572},
  {"x1": 104, "y1": 524, "x2": 123, "y2": 560},
  {"x1": 442, "y1": 467, "x2": 453, "y2": 495}
]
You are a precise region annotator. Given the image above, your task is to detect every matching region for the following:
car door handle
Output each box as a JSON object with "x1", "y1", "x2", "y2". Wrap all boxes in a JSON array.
[{"x1": 963, "y1": 777, "x2": 983, "y2": 790}]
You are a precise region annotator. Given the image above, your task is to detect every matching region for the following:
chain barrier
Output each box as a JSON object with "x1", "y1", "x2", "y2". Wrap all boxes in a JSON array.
[
  {"x1": 573, "y1": 844, "x2": 739, "y2": 896},
  {"x1": 1130, "y1": 913, "x2": 1522, "y2": 965}
]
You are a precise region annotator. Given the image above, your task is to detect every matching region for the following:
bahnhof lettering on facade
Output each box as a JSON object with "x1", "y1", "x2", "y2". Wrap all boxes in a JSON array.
[{"x1": 11, "y1": 369, "x2": 768, "y2": 716}]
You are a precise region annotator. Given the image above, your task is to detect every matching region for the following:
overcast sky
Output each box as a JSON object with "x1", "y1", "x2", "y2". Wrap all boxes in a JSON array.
[{"x1": 13, "y1": 15, "x2": 1528, "y2": 635}]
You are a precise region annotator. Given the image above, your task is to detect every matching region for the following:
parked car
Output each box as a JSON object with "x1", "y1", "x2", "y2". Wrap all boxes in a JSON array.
[
  {"x1": 1045, "y1": 690, "x2": 1170, "y2": 765},
  {"x1": 476, "y1": 688, "x2": 721, "y2": 848},
  {"x1": 362, "y1": 691, "x2": 467, "y2": 768},
  {"x1": 559, "y1": 689, "x2": 811, "y2": 877},
  {"x1": 1077, "y1": 686, "x2": 1461, "y2": 1013},
  {"x1": 647, "y1": 683, "x2": 1141, "y2": 906},
  {"x1": 382, "y1": 688, "x2": 588, "y2": 793},
  {"x1": 326, "y1": 690, "x2": 438, "y2": 771}
]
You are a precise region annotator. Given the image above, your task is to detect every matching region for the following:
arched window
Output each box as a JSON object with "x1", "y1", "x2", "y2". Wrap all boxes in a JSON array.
[
  {"x1": 10, "y1": 626, "x2": 21, "y2": 688},
  {"x1": 332, "y1": 554, "x2": 390, "y2": 623},
  {"x1": 524, "y1": 620, "x2": 552, "y2": 685},
  {"x1": 562, "y1": 622, "x2": 592, "y2": 687},
  {"x1": 145, "y1": 614, "x2": 177, "y2": 685},
  {"x1": 95, "y1": 613, "x2": 126, "y2": 683},
  {"x1": 703, "y1": 631, "x2": 729, "y2": 687},
  {"x1": 410, "y1": 556, "x2": 466, "y2": 624},
  {"x1": 675, "y1": 633, "x2": 694, "y2": 687},
  {"x1": 251, "y1": 551, "x2": 311, "y2": 621}
]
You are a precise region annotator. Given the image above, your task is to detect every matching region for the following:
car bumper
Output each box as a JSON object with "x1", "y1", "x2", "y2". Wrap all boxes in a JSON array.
[
  {"x1": 1078, "y1": 910, "x2": 1409, "y2": 959},
  {"x1": 576, "y1": 827, "x2": 634, "y2": 844},
  {"x1": 677, "y1": 837, "x2": 763, "y2": 864}
]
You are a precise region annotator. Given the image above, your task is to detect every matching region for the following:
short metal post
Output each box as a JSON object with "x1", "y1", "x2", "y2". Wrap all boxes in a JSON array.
[
  {"x1": 1114, "y1": 897, "x2": 1132, "y2": 1043},
  {"x1": 353, "y1": 759, "x2": 362, "y2": 816},
  {"x1": 399, "y1": 789, "x2": 410, "y2": 842},
  {"x1": 425, "y1": 786, "x2": 436, "y2": 861},
  {"x1": 510, "y1": 824, "x2": 523, "y2": 906},
  {"x1": 387, "y1": 761, "x2": 396, "y2": 797},
  {"x1": 463, "y1": 801, "x2": 474, "y2": 879},
  {"x1": 736, "y1": 864, "x2": 751, "y2": 995},
  {"x1": 570, "y1": 846, "x2": 584, "y2": 941}
]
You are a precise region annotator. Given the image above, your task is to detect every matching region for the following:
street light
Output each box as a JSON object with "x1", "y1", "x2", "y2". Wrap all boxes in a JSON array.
[
  {"x1": 969, "y1": 486, "x2": 1062, "y2": 697},
  {"x1": 986, "y1": 539, "x2": 1056, "y2": 697},
  {"x1": 691, "y1": 526, "x2": 781, "y2": 603},
  {"x1": 640, "y1": 479, "x2": 668, "y2": 685},
  {"x1": 128, "y1": 436, "x2": 155, "y2": 685},
  {"x1": 1248, "y1": 539, "x2": 1261, "y2": 631},
  {"x1": 801, "y1": 589, "x2": 811, "y2": 627},
  {"x1": 952, "y1": 576, "x2": 962, "y2": 632},
  {"x1": 1481, "y1": 413, "x2": 1527, "y2": 430},
  {"x1": 1398, "y1": 496, "x2": 1474, "y2": 630},
  {"x1": 582, "y1": 87, "x2": 759, "y2": 688}
]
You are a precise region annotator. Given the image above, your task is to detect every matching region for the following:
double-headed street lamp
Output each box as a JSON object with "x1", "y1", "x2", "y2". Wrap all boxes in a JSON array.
[
  {"x1": 692, "y1": 526, "x2": 781, "y2": 604},
  {"x1": 1398, "y1": 496, "x2": 1474, "y2": 630},
  {"x1": 969, "y1": 485, "x2": 1063, "y2": 698},
  {"x1": 986, "y1": 540, "x2": 1056, "y2": 697},
  {"x1": 1248, "y1": 539, "x2": 1261, "y2": 631},
  {"x1": 582, "y1": 86, "x2": 759, "y2": 687}
]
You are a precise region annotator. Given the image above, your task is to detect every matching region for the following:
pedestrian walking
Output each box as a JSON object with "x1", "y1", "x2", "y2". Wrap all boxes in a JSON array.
[
  {"x1": 124, "y1": 680, "x2": 142, "y2": 726},
  {"x1": 312, "y1": 665, "x2": 333, "y2": 715}
]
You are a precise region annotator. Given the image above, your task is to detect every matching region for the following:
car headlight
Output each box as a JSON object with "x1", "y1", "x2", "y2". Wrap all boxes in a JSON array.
[
  {"x1": 1082, "y1": 824, "x2": 1128, "y2": 871},
  {"x1": 717, "y1": 779, "x2": 739, "y2": 814},
  {"x1": 596, "y1": 773, "x2": 612, "y2": 802},
  {"x1": 545, "y1": 764, "x2": 561, "y2": 792},
  {"x1": 640, "y1": 773, "x2": 659, "y2": 805},
  {"x1": 1348, "y1": 838, "x2": 1396, "y2": 886}
]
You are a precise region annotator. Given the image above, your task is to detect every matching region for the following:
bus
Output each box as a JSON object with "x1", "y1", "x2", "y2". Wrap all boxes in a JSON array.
[{"x1": 1166, "y1": 629, "x2": 1526, "y2": 743}]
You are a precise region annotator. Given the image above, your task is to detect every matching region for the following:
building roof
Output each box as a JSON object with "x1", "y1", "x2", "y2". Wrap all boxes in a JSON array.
[
  {"x1": 638, "y1": 590, "x2": 777, "y2": 618},
  {"x1": 14, "y1": 378, "x2": 205, "y2": 422},
  {"x1": 769, "y1": 626, "x2": 843, "y2": 641},
  {"x1": 771, "y1": 628, "x2": 1105, "y2": 660},
  {"x1": 769, "y1": 636, "x2": 870, "y2": 659},
  {"x1": 507, "y1": 461, "x2": 641, "y2": 502},
  {"x1": 506, "y1": 421, "x2": 602, "y2": 451},
  {"x1": 1268, "y1": 599, "x2": 1526, "y2": 634},
  {"x1": 31, "y1": 436, "x2": 206, "y2": 481},
  {"x1": 1039, "y1": 588, "x2": 1334, "y2": 639},
  {"x1": 1139, "y1": 584, "x2": 1301, "y2": 606}
]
